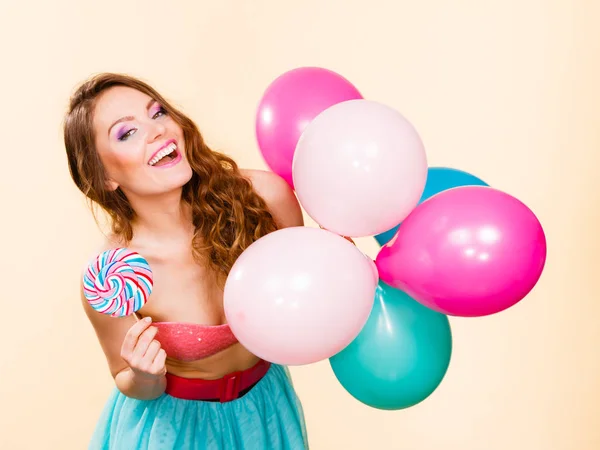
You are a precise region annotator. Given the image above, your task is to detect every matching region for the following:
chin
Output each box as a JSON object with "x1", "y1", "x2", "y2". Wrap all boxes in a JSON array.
[
  {"x1": 140, "y1": 158, "x2": 194, "y2": 196},
  {"x1": 170, "y1": 166, "x2": 194, "y2": 190}
]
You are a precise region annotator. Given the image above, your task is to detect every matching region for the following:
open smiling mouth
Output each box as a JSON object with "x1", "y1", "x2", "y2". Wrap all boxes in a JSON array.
[{"x1": 148, "y1": 142, "x2": 180, "y2": 167}]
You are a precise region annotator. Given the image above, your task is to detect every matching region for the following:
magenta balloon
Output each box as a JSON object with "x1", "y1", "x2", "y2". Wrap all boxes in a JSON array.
[
  {"x1": 375, "y1": 186, "x2": 547, "y2": 317},
  {"x1": 255, "y1": 67, "x2": 363, "y2": 188}
]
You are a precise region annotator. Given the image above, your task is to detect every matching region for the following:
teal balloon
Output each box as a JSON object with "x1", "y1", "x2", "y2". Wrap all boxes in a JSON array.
[
  {"x1": 329, "y1": 281, "x2": 452, "y2": 410},
  {"x1": 374, "y1": 166, "x2": 489, "y2": 245}
]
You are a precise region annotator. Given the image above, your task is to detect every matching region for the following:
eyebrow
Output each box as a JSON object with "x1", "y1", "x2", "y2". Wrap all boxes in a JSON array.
[{"x1": 107, "y1": 98, "x2": 157, "y2": 136}]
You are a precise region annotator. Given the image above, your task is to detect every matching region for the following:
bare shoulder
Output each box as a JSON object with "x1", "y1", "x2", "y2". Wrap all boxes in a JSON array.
[
  {"x1": 80, "y1": 233, "x2": 125, "y2": 274},
  {"x1": 241, "y1": 169, "x2": 304, "y2": 228},
  {"x1": 241, "y1": 168, "x2": 287, "y2": 192}
]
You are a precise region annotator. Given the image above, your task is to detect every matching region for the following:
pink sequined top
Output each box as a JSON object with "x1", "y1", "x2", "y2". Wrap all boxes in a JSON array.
[{"x1": 152, "y1": 321, "x2": 239, "y2": 361}]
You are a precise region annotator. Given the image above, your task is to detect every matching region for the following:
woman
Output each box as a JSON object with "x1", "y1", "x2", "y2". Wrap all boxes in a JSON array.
[{"x1": 64, "y1": 73, "x2": 309, "y2": 449}]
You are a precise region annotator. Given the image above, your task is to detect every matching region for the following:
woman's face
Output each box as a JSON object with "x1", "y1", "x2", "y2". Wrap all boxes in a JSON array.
[{"x1": 93, "y1": 86, "x2": 193, "y2": 198}]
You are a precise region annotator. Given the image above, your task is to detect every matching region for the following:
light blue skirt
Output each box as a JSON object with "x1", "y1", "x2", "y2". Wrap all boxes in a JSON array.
[{"x1": 89, "y1": 364, "x2": 309, "y2": 449}]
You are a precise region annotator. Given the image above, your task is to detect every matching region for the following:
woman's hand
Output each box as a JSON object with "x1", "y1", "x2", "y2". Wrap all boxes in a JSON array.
[
  {"x1": 318, "y1": 224, "x2": 356, "y2": 245},
  {"x1": 342, "y1": 235, "x2": 355, "y2": 245},
  {"x1": 120, "y1": 317, "x2": 167, "y2": 380}
]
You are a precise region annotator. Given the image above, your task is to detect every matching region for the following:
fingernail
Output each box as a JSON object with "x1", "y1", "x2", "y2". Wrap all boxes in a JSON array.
[{"x1": 144, "y1": 317, "x2": 152, "y2": 323}]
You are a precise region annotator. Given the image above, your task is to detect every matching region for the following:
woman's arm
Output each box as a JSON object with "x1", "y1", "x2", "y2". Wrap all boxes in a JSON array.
[
  {"x1": 80, "y1": 246, "x2": 167, "y2": 400},
  {"x1": 243, "y1": 169, "x2": 304, "y2": 229},
  {"x1": 244, "y1": 168, "x2": 357, "y2": 246}
]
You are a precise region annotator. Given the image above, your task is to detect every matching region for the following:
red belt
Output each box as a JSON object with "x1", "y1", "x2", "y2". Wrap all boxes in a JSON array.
[{"x1": 165, "y1": 359, "x2": 271, "y2": 402}]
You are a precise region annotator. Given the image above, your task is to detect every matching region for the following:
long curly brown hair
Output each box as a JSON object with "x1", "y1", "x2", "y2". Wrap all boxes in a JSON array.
[{"x1": 64, "y1": 73, "x2": 278, "y2": 283}]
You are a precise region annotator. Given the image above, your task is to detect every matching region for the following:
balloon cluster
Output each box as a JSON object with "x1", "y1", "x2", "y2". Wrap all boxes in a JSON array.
[{"x1": 224, "y1": 67, "x2": 547, "y2": 411}]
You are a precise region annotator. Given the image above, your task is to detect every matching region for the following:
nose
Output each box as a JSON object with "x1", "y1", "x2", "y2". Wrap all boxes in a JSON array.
[{"x1": 148, "y1": 120, "x2": 166, "y2": 142}]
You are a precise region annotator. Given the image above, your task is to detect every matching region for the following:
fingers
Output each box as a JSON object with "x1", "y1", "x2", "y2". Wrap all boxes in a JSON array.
[
  {"x1": 120, "y1": 317, "x2": 167, "y2": 378},
  {"x1": 143, "y1": 339, "x2": 161, "y2": 361},
  {"x1": 120, "y1": 318, "x2": 153, "y2": 359},
  {"x1": 150, "y1": 349, "x2": 167, "y2": 376},
  {"x1": 128, "y1": 327, "x2": 160, "y2": 371},
  {"x1": 131, "y1": 340, "x2": 163, "y2": 375},
  {"x1": 318, "y1": 225, "x2": 355, "y2": 245},
  {"x1": 130, "y1": 326, "x2": 159, "y2": 362}
]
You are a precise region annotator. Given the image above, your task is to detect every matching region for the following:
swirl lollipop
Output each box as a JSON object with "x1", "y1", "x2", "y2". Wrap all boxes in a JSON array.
[{"x1": 83, "y1": 248, "x2": 153, "y2": 318}]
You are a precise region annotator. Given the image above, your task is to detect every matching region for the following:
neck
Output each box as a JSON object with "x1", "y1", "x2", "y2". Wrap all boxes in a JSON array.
[{"x1": 128, "y1": 188, "x2": 192, "y2": 238}]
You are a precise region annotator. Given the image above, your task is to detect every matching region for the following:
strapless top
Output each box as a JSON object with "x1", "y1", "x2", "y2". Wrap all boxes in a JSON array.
[{"x1": 152, "y1": 321, "x2": 239, "y2": 361}]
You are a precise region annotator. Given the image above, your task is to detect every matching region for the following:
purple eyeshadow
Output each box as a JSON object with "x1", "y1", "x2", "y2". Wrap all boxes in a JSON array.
[
  {"x1": 116, "y1": 125, "x2": 130, "y2": 140},
  {"x1": 150, "y1": 103, "x2": 162, "y2": 116}
]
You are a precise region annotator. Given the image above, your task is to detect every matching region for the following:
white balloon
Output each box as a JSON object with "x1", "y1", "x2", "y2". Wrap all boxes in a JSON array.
[{"x1": 292, "y1": 99, "x2": 428, "y2": 237}]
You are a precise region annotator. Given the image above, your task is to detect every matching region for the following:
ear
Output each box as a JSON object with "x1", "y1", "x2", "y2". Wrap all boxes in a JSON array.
[{"x1": 105, "y1": 178, "x2": 119, "y2": 191}]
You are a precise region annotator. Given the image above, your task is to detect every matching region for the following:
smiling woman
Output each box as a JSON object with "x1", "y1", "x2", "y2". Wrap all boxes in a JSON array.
[
  {"x1": 86, "y1": 85, "x2": 193, "y2": 197},
  {"x1": 63, "y1": 73, "x2": 308, "y2": 450}
]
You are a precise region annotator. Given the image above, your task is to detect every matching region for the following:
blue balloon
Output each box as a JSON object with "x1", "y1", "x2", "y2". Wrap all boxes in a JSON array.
[
  {"x1": 374, "y1": 167, "x2": 489, "y2": 245},
  {"x1": 329, "y1": 282, "x2": 452, "y2": 410}
]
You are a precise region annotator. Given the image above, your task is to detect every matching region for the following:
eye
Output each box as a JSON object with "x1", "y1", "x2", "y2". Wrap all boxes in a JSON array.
[
  {"x1": 152, "y1": 106, "x2": 167, "y2": 120},
  {"x1": 118, "y1": 128, "x2": 137, "y2": 141}
]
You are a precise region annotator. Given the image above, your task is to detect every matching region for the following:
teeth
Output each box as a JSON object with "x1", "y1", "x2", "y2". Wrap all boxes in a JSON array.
[{"x1": 149, "y1": 143, "x2": 177, "y2": 166}]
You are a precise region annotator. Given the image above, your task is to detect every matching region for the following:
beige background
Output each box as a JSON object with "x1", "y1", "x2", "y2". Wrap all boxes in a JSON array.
[{"x1": 0, "y1": 0, "x2": 598, "y2": 449}]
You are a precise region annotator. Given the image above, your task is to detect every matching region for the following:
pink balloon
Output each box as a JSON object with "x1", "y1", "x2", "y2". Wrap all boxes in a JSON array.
[
  {"x1": 223, "y1": 227, "x2": 377, "y2": 365},
  {"x1": 255, "y1": 67, "x2": 363, "y2": 188},
  {"x1": 293, "y1": 99, "x2": 428, "y2": 237},
  {"x1": 375, "y1": 186, "x2": 547, "y2": 317}
]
